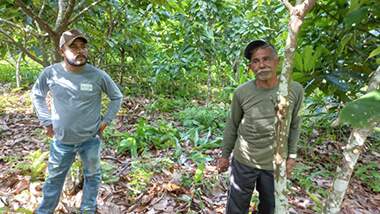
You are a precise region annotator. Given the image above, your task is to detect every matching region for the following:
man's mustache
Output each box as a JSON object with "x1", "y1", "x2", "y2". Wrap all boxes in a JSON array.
[
  {"x1": 257, "y1": 68, "x2": 271, "y2": 74},
  {"x1": 75, "y1": 55, "x2": 87, "y2": 59}
]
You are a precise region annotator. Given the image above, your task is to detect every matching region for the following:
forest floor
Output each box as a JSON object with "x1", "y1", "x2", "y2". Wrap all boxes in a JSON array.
[{"x1": 0, "y1": 87, "x2": 379, "y2": 214}]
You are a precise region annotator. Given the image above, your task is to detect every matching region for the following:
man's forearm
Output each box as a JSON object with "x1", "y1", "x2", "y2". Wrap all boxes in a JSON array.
[
  {"x1": 103, "y1": 98, "x2": 122, "y2": 124},
  {"x1": 31, "y1": 94, "x2": 52, "y2": 126}
]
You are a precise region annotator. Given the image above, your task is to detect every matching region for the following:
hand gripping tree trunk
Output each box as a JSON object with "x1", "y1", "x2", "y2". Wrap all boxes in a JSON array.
[
  {"x1": 323, "y1": 66, "x2": 380, "y2": 214},
  {"x1": 275, "y1": 1, "x2": 316, "y2": 213}
]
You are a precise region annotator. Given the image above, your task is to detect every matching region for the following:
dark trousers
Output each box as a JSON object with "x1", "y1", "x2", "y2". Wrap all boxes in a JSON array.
[{"x1": 226, "y1": 158, "x2": 275, "y2": 214}]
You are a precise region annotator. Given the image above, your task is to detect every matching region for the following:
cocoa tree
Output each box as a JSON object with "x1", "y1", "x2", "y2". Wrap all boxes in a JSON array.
[
  {"x1": 323, "y1": 66, "x2": 380, "y2": 213},
  {"x1": 0, "y1": 0, "x2": 103, "y2": 66},
  {"x1": 274, "y1": 0, "x2": 316, "y2": 213}
]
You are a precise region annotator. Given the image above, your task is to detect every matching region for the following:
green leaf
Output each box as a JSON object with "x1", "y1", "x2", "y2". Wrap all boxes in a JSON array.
[
  {"x1": 339, "y1": 90, "x2": 380, "y2": 128},
  {"x1": 15, "y1": 208, "x2": 33, "y2": 214},
  {"x1": 347, "y1": 0, "x2": 362, "y2": 14},
  {"x1": 368, "y1": 46, "x2": 380, "y2": 59},
  {"x1": 303, "y1": 45, "x2": 315, "y2": 71},
  {"x1": 193, "y1": 162, "x2": 205, "y2": 184},
  {"x1": 292, "y1": 72, "x2": 306, "y2": 82},
  {"x1": 338, "y1": 34, "x2": 352, "y2": 54},
  {"x1": 294, "y1": 52, "x2": 303, "y2": 71},
  {"x1": 344, "y1": 7, "x2": 369, "y2": 27}
]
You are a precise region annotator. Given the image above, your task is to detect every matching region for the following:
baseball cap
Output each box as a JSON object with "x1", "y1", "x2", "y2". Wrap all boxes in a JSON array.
[
  {"x1": 59, "y1": 29, "x2": 88, "y2": 48},
  {"x1": 244, "y1": 40, "x2": 274, "y2": 60}
]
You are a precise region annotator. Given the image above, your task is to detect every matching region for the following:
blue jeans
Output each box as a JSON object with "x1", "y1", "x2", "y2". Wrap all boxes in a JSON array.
[{"x1": 36, "y1": 137, "x2": 101, "y2": 214}]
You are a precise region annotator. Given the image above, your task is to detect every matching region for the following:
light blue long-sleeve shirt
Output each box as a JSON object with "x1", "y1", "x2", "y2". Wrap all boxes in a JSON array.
[{"x1": 31, "y1": 63, "x2": 123, "y2": 144}]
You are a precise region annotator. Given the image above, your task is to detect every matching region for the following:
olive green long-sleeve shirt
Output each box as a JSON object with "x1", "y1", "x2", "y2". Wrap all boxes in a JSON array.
[{"x1": 222, "y1": 80, "x2": 304, "y2": 170}]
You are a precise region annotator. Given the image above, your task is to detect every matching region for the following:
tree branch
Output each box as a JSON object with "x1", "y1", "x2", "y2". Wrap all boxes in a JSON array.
[
  {"x1": 15, "y1": 0, "x2": 57, "y2": 38},
  {"x1": 316, "y1": 1, "x2": 340, "y2": 21},
  {"x1": 0, "y1": 18, "x2": 43, "y2": 37},
  {"x1": 56, "y1": 0, "x2": 76, "y2": 33},
  {"x1": 55, "y1": 0, "x2": 67, "y2": 29},
  {"x1": 298, "y1": 0, "x2": 317, "y2": 18},
  {"x1": 67, "y1": 0, "x2": 104, "y2": 25},
  {"x1": 38, "y1": 0, "x2": 46, "y2": 17},
  {"x1": 0, "y1": 29, "x2": 44, "y2": 66},
  {"x1": 280, "y1": 0, "x2": 294, "y2": 12},
  {"x1": 368, "y1": 66, "x2": 380, "y2": 91}
]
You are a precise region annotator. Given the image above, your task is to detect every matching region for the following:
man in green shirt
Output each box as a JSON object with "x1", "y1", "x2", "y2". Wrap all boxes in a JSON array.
[{"x1": 217, "y1": 40, "x2": 304, "y2": 214}]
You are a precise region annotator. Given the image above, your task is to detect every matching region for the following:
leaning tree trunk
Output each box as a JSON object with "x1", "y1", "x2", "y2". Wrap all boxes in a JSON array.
[
  {"x1": 274, "y1": 1, "x2": 316, "y2": 213},
  {"x1": 323, "y1": 66, "x2": 380, "y2": 214}
]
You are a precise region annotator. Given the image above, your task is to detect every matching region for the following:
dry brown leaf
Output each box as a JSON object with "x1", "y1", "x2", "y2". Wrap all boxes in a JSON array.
[{"x1": 12, "y1": 176, "x2": 30, "y2": 194}]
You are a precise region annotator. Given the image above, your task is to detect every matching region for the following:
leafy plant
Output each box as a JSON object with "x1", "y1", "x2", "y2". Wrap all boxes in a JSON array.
[
  {"x1": 16, "y1": 150, "x2": 48, "y2": 181},
  {"x1": 116, "y1": 119, "x2": 180, "y2": 156},
  {"x1": 124, "y1": 156, "x2": 175, "y2": 197},
  {"x1": 291, "y1": 163, "x2": 331, "y2": 211},
  {"x1": 182, "y1": 127, "x2": 222, "y2": 150},
  {"x1": 193, "y1": 162, "x2": 205, "y2": 185},
  {"x1": 117, "y1": 135, "x2": 138, "y2": 158},
  {"x1": 176, "y1": 105, "x2": 227, "y2": 133},
  {"x1": 146, "y1": 95, "x2": 188, "y2": 113},
  {"x1": 101, "y1": 161, "x2": 119, "y2": 184},
  {"x1": 354, "y1": 162, "x2": 380, "y2": 192},
  {"x1": 339, "y1": 90, "x2": 380, "y2": 128},
  {"x1": 129, "y1": 168, "x2": 153, "y2": 196}
]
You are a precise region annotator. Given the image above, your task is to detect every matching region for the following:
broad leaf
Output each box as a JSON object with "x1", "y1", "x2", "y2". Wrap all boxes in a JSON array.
[
  {"x1": 303, "y1": 45, "x2": 315, "y2": 71},
  {"x1": 344, "y1": 7, "x2": 369, "y2": 27},
  {"x1": 368, "y1": 46, "x2": 380, "y2": 59},
  {"x1": 339, "y1": 90, "x2": 380, "y2": 128}
]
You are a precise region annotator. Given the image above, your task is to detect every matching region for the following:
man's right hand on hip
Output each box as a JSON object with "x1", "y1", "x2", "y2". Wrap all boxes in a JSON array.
[
  {"x1": 45, "y1": 125, "x2": 54, "y2": 138},
  {"x1": 217, "y1": 157, "x2": 230, "y2": 173}
]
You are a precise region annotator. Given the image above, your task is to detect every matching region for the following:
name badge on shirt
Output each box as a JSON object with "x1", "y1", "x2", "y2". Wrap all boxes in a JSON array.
[{"x1": 80, "y1": 83, "x2": 93, "y2": 91}]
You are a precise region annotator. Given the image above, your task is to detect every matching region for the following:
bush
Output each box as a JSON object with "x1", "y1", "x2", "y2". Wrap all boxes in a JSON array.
[
  {"x1": 116, "y1": 119, "x2": 180, "y2": 157},
  {"x1": 176, "y1": 104, "x2": 227, "y2": 132}
]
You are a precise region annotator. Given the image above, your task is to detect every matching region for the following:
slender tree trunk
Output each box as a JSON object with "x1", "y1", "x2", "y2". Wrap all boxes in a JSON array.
[
  {"x1": 15, "y1": 52, "x2": 24, "y2": 88},
  {"x1": 206, "y1": 63, "x2": 212, "y2": 107},
  {"x1": 119, "y1": 48, "x2": 125, "y2": 85},
  {"x1": 232, "y1": 58, "x2": 240, "y2": 82},
  {"x1": 275, "y1": 1, "x2": 316, "y2": 213},
  {"x1": 323, "y1": 66, "x2": 380, "y2": 214}
]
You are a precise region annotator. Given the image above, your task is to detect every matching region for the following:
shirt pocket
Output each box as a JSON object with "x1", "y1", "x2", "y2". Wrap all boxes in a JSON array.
[{"x1": 78, "y1": 82, "x2": 100, "y2": 100}]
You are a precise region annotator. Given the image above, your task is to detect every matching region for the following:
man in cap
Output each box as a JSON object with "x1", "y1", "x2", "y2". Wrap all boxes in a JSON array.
[
  {"x1": 31, "y1": 29, "x2": 123, "y2": 213},
  {"x1": 217, "y1": 40, "x2": 304, "y2": 213}
]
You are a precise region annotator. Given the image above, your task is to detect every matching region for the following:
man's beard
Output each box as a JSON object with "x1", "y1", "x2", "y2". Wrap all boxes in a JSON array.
[{"x1": 67, "y1": 55, "x2": 87, "y2": 67}]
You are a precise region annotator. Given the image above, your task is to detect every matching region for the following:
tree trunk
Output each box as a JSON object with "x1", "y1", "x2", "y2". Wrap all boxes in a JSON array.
[
  {"x1": 119, "y1": 48, "x2": 125, "y2": 85},
  {"x1": 14, "y1": 0, "x2": 102, "y2": 65},
  {"x1": 323, "y1": 66, "x2": 380, "y2": 214},
  {"x1": 206, "y1": 64, "x2": 212, "y2": 107},
  {"x1": 275, "y1": 1, "x2": 316, "y2": 213},
  {"x1": 232, "y1": 57, "x2": 240, "y2": 83},
  {"x1": 15, "y1": 52, "x2": 24, "y2": 88}
]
